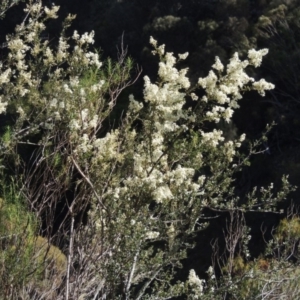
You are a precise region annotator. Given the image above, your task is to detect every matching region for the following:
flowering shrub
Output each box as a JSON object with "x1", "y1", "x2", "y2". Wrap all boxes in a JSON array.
[{"x1": 0, "y1": 1, "x2": 293, "y2": 299}]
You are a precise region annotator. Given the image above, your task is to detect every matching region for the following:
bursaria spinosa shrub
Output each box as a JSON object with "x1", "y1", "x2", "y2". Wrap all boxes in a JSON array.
[{"x1": 0, "y1": 1, "x2": 293, "y2": 299}]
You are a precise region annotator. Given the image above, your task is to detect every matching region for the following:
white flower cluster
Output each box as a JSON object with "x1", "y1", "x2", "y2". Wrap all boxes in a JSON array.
[
  {"x1": 158, "y1": 51, "x2": 190, "y2": 89},
  {"x1": 57, "y1": 37, "x2": 69, "y2": 62},
  {"x1": 91, "y1": 80, "x2": 104, "y2": 92},
  {"x1": 143, "y1": 39, "x2": 193, "y2": 134},
  {"x1": 153, "y1": 185, "x2": 173, "y2": 203},
  {"x1": 24, "y1": 2, "x2": 42, "y2": 14},
  {"x1": 188, "y1": 269, "x2": 205, "y2": 298},
  {"x1": 178, "y1": 52, "x2": 189, "y2": 60},
  {"x1": 145, "y1": 231, "x2": 160, "y2": 240},
  {"x1": 44, "y1": 47, "x2": 55, "y2": 65},
  {"x1": 76, "y1": 134, "x2": 93, "y2": 153},
  {"x1": 190, "y1": 92, "x2": 198, "y2": 101},
  {"x1": 0, "y1": 2, "x2": 104, "y2": 106},
  {"x1": 92, "y1": 130, "x2": 120, "y2": 161},
  {"x1": 168, "y1": 165, "x2": 194, "y2": 185},
  {"x1": 212, "y1": 56, "x2": 224, "y2": 72},
  {"x1": 69, "y1": 107, "x2": 93, "y2": 131},
  {"x1": 198, "y1": 51, "x2": 274, "y2": 124},
  {"x1": 150, "y1": 36, "x2": 165, "y2": 56},
  {"x1": 63, "y1": 83, "x2": 73, "y2": 94},
  {"x1": 126, "y1": 148, "x2": 199, "y2": 203},
  {"x1": 8, "y1": 38, "x2": 30, "y2": 71},
  {"x1": 149, "y1": 36, "x2": 157, "y2": 47},
  {"x1": 248, "y1": 48, "x2": 268, "y2": 67},
  {"x1": 73, "y1": 30, "x2": 95, "y2": 45},
  {"x1": 85, "y1": 51, "x2": 102, "y2": 69},
  {"x1": 252, "y1": 78, "x2": 275, "y2": 96},
  {"x1": 44, "y1": 5, "x2": 59, "y2": 19},
  {"x1": 114, "y1": 38, "x2": 274, "y2": 207},
  {"x1": 0, "y1": 96, "x2": 7, "y2": 114},
  {"x1": 200, "y1": 129, "x2": 225, "y2": 148},
  {"x1": 0, "y1": 68, "x2": 11, "y2": 85},
  {"x1": 206, "y1": 105, "x2": 234, "y2": 123},
  {"x1": 128, "y1": 94, "x2": 144, "y2": 113},
  {"x1": 143, "y1": 76, "x2": 186, "y2": 133},
  {"x1": 223, "y1": 141, "x2": 236, "y2": 162}
]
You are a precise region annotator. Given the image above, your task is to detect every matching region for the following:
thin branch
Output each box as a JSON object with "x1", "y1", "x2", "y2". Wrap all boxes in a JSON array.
[
  {"x1": 126, "y1": 248, "x2": 140, "y2": 297},
  {"x1": 71, "y1": 155, "x2": 107, "y2": 211},
  {"x1": 66, "y1": 215, "x2": 75, "y2": 300}
]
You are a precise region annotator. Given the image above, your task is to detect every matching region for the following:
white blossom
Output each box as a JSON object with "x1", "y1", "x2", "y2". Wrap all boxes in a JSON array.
[
  {"x1": 157, "y1": 44, "x2": 165, "y2": 56},
  {"x1": 26, "y1": 31, "x2": 36, "y2": 42},
  {"x1": 57, "y1": 37, "x2": 69, "y2": 61},
  {"x1": 53, "y1": 111, "x2": 61, "y2": 121},
  {"x1": 252, "y1": 78, "x2": 275, "y2": 96},
  {"x1": 73, "y1": 30, "x2": 80, "y2": 40},
  {"x1": 69, "y1": 119, "x2": 81, "y2": 130},
  {"x1": 44, "y1": 5, "x2": 59, "y2": 19},
  {"x1": 59, "y1": 101, "x2": 65, "y2": 109},
  {"x1": 8, "y1": 38, "x2": 30, "y2": 52},
  {"x1": 151, "y1": 132, "x2": 164, "y2": 147},
  {"x1": 223, "y1": 107, "x2": 234, "y2": 123},
  {"x1": 81, "y1": 108, "x2": 89, "y2": 121},
  {"x1": 63, "y1": 83, "x2": 73, "y2": 94},
  {"x1": 170, "y1": 165, "x2": 195, "y2": 185},
  {"x1": 92, "y1": 131, "x2": 120, "y2": 161},
  {"x1": 188, "y1": 269, "x2": 205, "y2": 296},
  {"x1": 79, "y1": 31, "x2": 95, "y2": 45},
  {"x1": 77, "y1": 134, "x2": 92, "y2": 153},
  {"x1": 69, "y1": 76, "x2": 79, "y2": 87},
  {"x1": 85, "y1": 51, "x2": 102, "y2": 68},
  {"x1": 206, "y1": 105, "x2": 224, "y2": 123},
  {"x1": 17, "y1": 106, "x2": 25, "y2": 116},
  {"x1": 224, "y1": 141, "x2": 236, "y2": 162},
  {"x1": 239, "y1": 133, "x2": 246, "y2": 142},
  {"x1": 198, "y1": 70, "x2": 218, "y2": 90},
  {"x1": 49, "y1": 98, "x2": 57, "y2": 107},
  {"x1": 198, "y1": 175, "x2": 206, "y2": 186},
  {"x1": 149, "y1": 36, "x2": 157, "y2": 47},
  {"x1": 212, "y1": 56, "x2": 224, "y2": 72},
  {"x1": 26, "y1": 2, "x2": 42, "y2": 13},
  {"x1": 201, "y1": 129, "x2": 225, "y2": 147},
  {"x1": 0, "y1": 97, "x2": 7, "y2": 114},
  {"x1": 248, "y1": 48, "x2": 269, "y2": 67},
  {"x1": 128, "y1": 94, "x2": 143, "y2": 113},
  {"x1": 91, "y1": 80, "x2": 105, "y2": 92},
  {"x1": 153, "y1": 185, "x2": 173, "y2": 203},
  {"x1": 89, "y1": 115, "x2": 98, "y2": 129},
  {"x1": 178, "y1": 52, "x2": 189, "y2": 60},
  {"x1": 145, "y1": 231, "x2": 160, "y2": 239},
  {"x1": 190, "y1": 93, "x2": 198, "y2": 101},
  {"x1": 0, "y1": 68, "x2": 11, "y2": 84}
]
